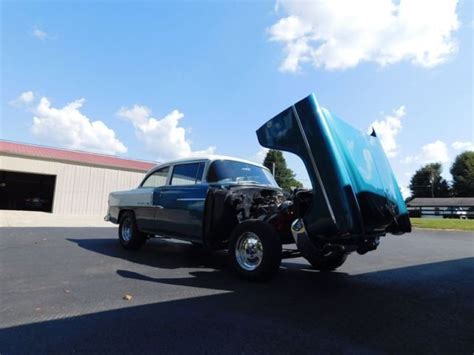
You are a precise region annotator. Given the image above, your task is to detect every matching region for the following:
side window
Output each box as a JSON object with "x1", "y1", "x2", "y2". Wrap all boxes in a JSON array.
[
  {"x1": 170, "y1": 163, "x2": 205, "y2": 186},
  {"x1": 141, "y1": 167, "x2": 169, "y2": 188}
]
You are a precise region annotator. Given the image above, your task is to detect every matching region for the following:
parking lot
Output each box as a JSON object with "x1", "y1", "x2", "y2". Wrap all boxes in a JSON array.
[{"x1": 1, "y1": 227, "x2": 473, "y2": 354}]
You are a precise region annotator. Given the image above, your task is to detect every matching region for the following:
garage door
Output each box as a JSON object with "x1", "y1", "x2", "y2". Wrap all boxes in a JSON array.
[{"x1": 0, "y1": 171, "x2": 56, "y2": 212}]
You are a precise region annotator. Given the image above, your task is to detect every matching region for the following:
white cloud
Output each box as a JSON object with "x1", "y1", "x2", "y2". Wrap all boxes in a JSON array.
[
  {"x1": 9, "y1": 91, "x2": 35, "y2": 107},
  {"x1": 118, "y1": 105, "x2": 215, "y2": 161},
  {"x1": 32, "y1": 97, "x2": 127, "y2": 155},
  {"x1": 32, "y1": 28, "x2": 48, "y2": 40},
  {"x1": 19, "y1": 91, "x2": 35, "y2": 104},
  {"x1": 402, "y1": 140, "x2": 449, "y2": 164},
  {"x1": 452, "y1": 141, "x2": 474, "y2": 151},
  {"x1": 268, "y1": 0, "x2": 460, "y2": 72},
  {"x1": 399, "y1": 185, "x2": 411, "y2": 199},
  {"x1": 251, "y1": 147, "x2": 269, "y2": 164},
  {"x1": 369, "y1": 105, "x2": 405, "y2": 157}
]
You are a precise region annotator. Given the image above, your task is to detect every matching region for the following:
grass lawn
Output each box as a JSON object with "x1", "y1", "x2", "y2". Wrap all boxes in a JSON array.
[{"x1": 410, "y1": 218, "x2": 474, "y2": 232}]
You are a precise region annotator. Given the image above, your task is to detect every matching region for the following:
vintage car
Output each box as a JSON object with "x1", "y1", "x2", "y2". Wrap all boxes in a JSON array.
[{"x1": 105, "y1": 94, "x2": 411, "y2": 280}]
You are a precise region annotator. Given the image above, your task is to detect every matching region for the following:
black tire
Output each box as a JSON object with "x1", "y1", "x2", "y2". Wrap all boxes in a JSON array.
[
  {"x1": 228, "y1": 220, "x2": 282, "y2": 281},
  {"x1": 118, "y1": 211, "x2": 147, "y2": 250},
  {"x1": 305, "y1": 251, "x2": 348, "y2": 271}
]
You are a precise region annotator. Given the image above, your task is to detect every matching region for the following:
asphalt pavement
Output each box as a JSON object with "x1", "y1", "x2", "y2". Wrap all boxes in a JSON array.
[{"x1": 0, "y1": 227, "x2": 473, "y2": 354}]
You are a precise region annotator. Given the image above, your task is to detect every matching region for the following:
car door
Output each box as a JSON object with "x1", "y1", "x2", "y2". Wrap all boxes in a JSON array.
[
  {"x1": 135, "y1": 166, "x2": 170, "y2": 232},
  {"x1": 154, "y1": 162, "x2": 208, "y2": 241}
]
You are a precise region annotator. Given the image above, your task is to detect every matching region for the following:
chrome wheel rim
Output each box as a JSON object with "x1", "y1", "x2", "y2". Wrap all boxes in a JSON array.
[
  {"x1": 121, "y1": 218, "x2": 133, "y2": 242},
  {"x1": 235, "y1": 232, "x2": 263, "y2": 271}
]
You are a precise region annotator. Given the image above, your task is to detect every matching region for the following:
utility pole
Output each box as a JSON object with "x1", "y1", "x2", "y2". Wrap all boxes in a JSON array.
[
  {"x1": 430, "y1": 171, "x2": 435, "y2": 198},
  {"x1": 272, "y1": 162, "x2": 276, "y2": 177}
]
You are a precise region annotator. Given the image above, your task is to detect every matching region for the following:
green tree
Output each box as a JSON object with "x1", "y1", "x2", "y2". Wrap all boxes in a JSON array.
[
  {"x1": 450, "y1": 151, "x2": 474, "y2": 197},
  {"x1": 409, "y1": 163, "x2": 450, "y2": 198},
  {"x1": 263, "y1": 150, "x2": 302, "y2": 191}
]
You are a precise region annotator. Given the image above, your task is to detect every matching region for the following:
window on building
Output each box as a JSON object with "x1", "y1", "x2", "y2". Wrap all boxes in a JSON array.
[
  {"x1": 170, "y1": 163, "x2": 205, "y2": 186},
  {"x1": 141, "y1": 167, "x2": 169, "y2": 187}
]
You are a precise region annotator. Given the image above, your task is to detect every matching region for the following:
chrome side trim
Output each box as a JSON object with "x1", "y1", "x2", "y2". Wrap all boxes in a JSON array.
[
  {"x1": 292, "y1": 105, "x2": 336, "y2": 224},
  {"x1": 176, "y1": 198, "x2": 206, "y2": 201}
]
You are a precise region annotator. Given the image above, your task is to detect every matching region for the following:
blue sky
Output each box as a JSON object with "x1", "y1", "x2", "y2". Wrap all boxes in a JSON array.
[{"x1": 1, "y1": 0, "x2": 473, "y2": 195}]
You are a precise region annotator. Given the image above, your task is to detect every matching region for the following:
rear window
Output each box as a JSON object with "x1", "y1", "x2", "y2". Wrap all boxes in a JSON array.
[{"x1": 141, "y1": 167, "x2": 169, "y2": 187}]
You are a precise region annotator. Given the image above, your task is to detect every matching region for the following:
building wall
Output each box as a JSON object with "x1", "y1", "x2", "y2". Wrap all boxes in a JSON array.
[{"x1": 1, "y1": 155, "x2": 147, "y2": 216}]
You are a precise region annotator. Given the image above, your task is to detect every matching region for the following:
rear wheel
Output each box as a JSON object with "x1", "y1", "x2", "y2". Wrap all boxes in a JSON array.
[
  {"x1": 118, "y1": 211, "x2": 147, "y2": 250},
  {"x1": 228, "y1": 221, "x2": 282, "y2": 281},
  {"x1": 305, "y1": 251, "x2": 348, "y2": 271}
]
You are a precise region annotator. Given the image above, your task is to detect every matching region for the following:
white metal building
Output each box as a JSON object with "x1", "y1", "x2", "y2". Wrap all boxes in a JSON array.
[{"x1": 0, "y1": 140, "x2": 155, "y2": 216}]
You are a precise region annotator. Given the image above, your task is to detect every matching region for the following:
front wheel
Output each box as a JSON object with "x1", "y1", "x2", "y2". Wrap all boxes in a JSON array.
[
  {"x1": 118, "y1": 211, "x2": 147, "y2": 250},
  {"x1": 228, "y1": 221, "x2": 282, "y2": 281}
]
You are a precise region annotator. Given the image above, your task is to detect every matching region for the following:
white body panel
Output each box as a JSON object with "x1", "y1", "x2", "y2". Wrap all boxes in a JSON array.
[{"x1": 109, "y1": 188, "x2": 153, "y2": 208}]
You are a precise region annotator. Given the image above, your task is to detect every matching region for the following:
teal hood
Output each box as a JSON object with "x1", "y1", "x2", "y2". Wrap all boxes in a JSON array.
[{"x1": 256, "y1": 94, "x2": 411, "y2": 238}]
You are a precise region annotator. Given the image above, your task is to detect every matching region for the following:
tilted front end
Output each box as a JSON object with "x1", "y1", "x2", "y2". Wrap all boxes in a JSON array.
[{"x1": 256, "y1": 94, "x2": 411, "y2": 243}]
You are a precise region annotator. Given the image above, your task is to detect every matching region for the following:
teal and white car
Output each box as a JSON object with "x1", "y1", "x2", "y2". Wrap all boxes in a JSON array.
[{"x1": 106, "y1": 94, "x2": 411, "y2": 281}]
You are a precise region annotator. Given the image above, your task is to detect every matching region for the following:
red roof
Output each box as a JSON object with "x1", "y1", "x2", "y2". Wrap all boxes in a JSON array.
[{"x1": 0, "y1": 140, "x2": 155, "y2": 172}]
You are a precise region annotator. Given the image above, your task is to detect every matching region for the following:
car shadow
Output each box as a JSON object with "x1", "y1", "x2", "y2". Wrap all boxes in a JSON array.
[
  {"x1": 2, "y1": 236, "x2": 473, "y2": 354},
  {"x1": 68, "y1": 237, "x2": 230, "y2": 270}
]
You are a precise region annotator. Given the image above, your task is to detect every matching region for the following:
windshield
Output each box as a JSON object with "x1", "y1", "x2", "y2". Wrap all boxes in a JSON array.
[{"x1": 207, "y1": 160, "x2": 279, "y2": 187}]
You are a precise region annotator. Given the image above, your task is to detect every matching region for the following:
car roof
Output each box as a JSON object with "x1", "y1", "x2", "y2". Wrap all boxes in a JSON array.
[{"x1": 149, "y1": 155, "x2": 268, "y2": 172}]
